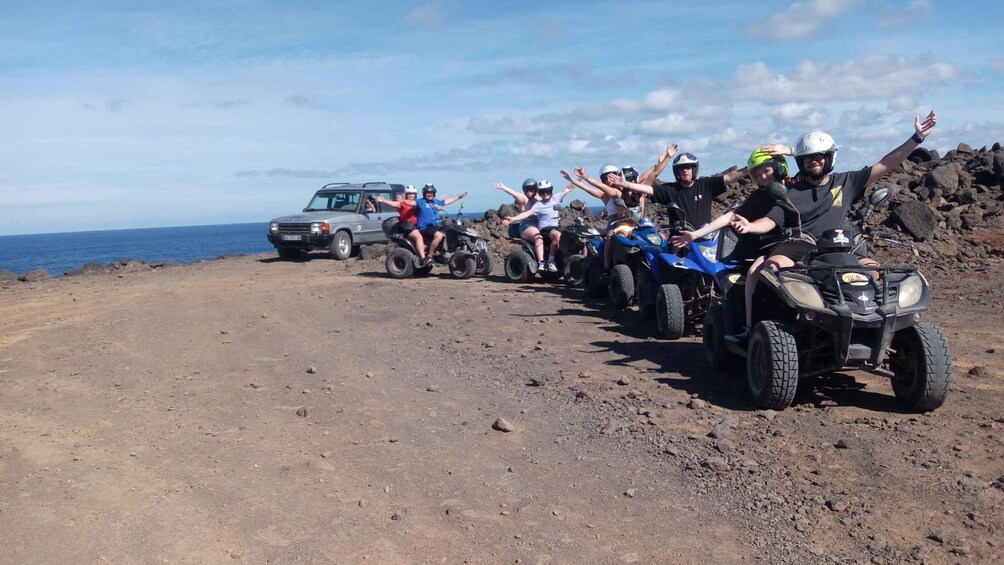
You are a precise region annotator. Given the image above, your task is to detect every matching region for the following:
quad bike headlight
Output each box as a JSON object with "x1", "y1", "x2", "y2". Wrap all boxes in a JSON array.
[
  {"x1": 700, "y1": 243, "x2": 718, "y2": 263},
  {"x1": 898, "y1": 275, "x2": 924, "y2": 308},
  {"x1": 645, "y1": 233, "x2": 662, "y2": 245},
  {"x1": 782, "y1": 279, "x2": 826, "y2": 310}
]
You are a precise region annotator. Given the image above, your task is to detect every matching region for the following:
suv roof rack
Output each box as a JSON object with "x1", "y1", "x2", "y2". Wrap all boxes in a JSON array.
[
  {"x1": 320, "y1": 182, "x2": 350, "y2": 189},
  {"x1": 362, "y1": 181, "x2": 388, "y2": 187}
]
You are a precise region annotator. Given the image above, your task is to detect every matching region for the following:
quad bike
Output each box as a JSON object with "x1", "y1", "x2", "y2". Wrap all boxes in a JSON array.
[
  {"x1": 635, "y1": 203, "x2": 729, "y2": 339},
  {"x1": 383, "y1": 206, "x2": 493, "y2": 279},
  {"x1": 502, "y1": 222, "x2": 565, "y2": 283},
  {"x1": 581, "y1": 217, "x2": 667, "y2": 308},
  {"x1": 705, "y1": 185, "x2": 952, "y2": 412},
  {"x1": 556, "y1": 218, "x2": 604, "y2": 287}
]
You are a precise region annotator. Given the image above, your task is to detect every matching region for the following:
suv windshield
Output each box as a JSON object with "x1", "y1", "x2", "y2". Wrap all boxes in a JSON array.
[{"x1": 305, "y1": 191, "x2": 361, "y2": 212}]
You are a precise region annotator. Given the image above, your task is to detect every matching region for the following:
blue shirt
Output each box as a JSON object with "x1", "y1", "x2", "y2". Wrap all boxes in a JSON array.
[{"x1": 415, "y1": 198, "x2": 446, "y2": 229}]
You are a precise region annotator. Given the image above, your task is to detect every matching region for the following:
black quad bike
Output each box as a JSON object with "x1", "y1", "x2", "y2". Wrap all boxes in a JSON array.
[
  {"x1": 557, "y1": 218, "x2": 604, "y2": 287},
  {"x1": 383, "y1": 208, "x2": 493, "y2": 279},
  {"x1": 502, "y1": 223, "x2": 565, "y2": 283},
  {"x1": 704, "y1": 185, "x2": 952, "y2": 412}
]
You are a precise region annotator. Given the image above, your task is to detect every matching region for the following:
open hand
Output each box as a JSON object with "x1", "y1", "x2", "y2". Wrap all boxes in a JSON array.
[
  {"x1": 606, "y1": 173, "x2": 626, "y2": 187},
  {"x1": 730, "y1": 214, "x2": 752, "y2": 234},
  {"x1": 663, "y1": 144, "x2": 679, "y2": 161},
  {"x1": 573, "y1": 166, "x2": 587, "y2": 179},
  {"x1": 459, "y1": 191, "x2": 468, "y2": 199},
  {"x1": 560, "y1": 169, "x2": 572, "y2": 181},
  {"x1": 915, "y1": 110, "x2": 937, "y2": 140},
  {"x1": 760, "y1": 143, "x2": 791, "y2": 157},
  {"x1": 669, "y1": 231, "x2": 695, "y2": 249},
  {"x1": 493, "y1": 181, "x2": 505, "y2": 190},
  {"x1": 501, "y1": 217, "x2": 512, "y2": 226}
]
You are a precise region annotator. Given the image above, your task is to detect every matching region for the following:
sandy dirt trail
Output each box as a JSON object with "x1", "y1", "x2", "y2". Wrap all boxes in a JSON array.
[{"x1": 1, "y1": 254, "x2": 1001, "y2": 564}]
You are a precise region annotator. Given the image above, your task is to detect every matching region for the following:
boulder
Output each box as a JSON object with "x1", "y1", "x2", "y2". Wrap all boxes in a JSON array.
[
  {"x1": 64, "y1": 262, "x2": 111, "y2": 277},
  {"x1": 497, "y1": 204, "x2": 517, "y2": 218},
  {"x1": 358, "y1": 244, "x2": 387, "y2": 260},
  {"x1": 569, "y1": 199, "x2": 586, "y2": 211},
  {"x1": 957, "y1": 142, "x2": 974, "y2": 154},
  {"x1": 924, "y1": 162, "x2": 962, "y2": 196},
  {"x1": 907, "y1": 147, "x2": 935, "y2": 163},
  {"x1": 483, "y1": 209, "x2": 499, "y2": 221},
  {"x1": 992, "y1": 142, "x2": 1001, "y2": 152},
  {"x1": 892, "y1": 201, "x2": 938, "y2": 241},
  {"x1": 946, "y1": 207, "x2": 965, "y2": 230},
  {"x1": 961, "y1": 210, "x2": 985, "y2": 230},
  {"x1": 993, "y1": 153, "x2": 1004, "y2": 181},
  {"x1": 17, "y1": 269, "x2": 50, "y2": 283}
]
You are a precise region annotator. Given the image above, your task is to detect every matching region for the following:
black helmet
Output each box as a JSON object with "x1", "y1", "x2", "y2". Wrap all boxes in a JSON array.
[
  {"x1": 422, "y1": 183, "x2": 437, "y2": 195},
  {"x1": 621, "y1": 166, "x2": 639, "y2": 183},
  {"x1": 521, "y1": 178, "x2": 538, "y2": 192}
]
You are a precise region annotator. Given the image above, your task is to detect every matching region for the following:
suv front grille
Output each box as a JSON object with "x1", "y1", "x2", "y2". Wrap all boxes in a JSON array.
[{"x1": 277, "y1": 223, "x2": 311, "y2": 233}]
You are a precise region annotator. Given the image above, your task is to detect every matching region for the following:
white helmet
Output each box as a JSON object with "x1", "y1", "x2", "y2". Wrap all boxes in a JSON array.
[
  {"x1": 599, "y1": 164, "x2": 619, "y2": 177},
  {"x1": 537, "y1": 180, "x2": 554, "y2": 191},
  {"x1": 672, "y1": 152, "x2": 700, "y2": 180},
  {"x1": 794, "y1": 131, "x2": 837, "y2": 175},
  {"x1": 404, "y1": 185, "x2": 418, "y2": 195}
]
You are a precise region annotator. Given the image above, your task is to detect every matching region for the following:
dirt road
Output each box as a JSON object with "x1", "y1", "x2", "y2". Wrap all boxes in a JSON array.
[{"x1": 1, "y1": 254, "x2": 1001, "y2": 564}]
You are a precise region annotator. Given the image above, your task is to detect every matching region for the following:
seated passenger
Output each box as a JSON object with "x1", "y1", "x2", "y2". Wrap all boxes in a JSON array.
[
  {"x1": 376, "y1": 185, "x2": 431, "y2": 266},
  {"x1": 501, "y1": 180, "x2": 574, "y2": 272},
  {"x1": 494, "y1": 178, "x2": 540, "y2": 244}
]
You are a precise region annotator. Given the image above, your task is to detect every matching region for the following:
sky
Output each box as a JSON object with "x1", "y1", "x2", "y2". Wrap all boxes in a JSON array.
[{"x1": 1, "y1": 0, "x2": 1002, "y2": 235}]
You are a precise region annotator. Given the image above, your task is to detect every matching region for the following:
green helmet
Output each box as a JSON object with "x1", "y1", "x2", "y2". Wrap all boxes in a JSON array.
[{"x1": 747, "y1": 149, "x2": 788, "y2": 182}]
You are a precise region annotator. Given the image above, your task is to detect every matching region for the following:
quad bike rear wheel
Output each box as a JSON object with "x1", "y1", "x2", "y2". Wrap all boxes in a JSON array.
[
  {"x1": 385, "y1": 248, "x2": 416, "y2": 279},
  {"x1": 889, "y1": 323, "x2": 952, "y2": 412},
  {"x1": 608, "y1": 264, "x2": 634, "y2": 309},
  {"x1": 504, "y1": 249, "x2": 534, "y2": 283},
  {"x1": 655, "y1": 283, "x2": 685, "y2": 340},
  {"x1": 475, "y1": 248, "x2": 494, "y2": 276},
  {"x1": 747, "y1": 320, "x2": 799, "y2": 410}
]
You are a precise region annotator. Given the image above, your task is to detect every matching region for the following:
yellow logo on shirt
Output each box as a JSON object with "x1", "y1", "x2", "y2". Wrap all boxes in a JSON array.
[{"x1": 831, "y1": 185, "x2": 843, "y2": 207}]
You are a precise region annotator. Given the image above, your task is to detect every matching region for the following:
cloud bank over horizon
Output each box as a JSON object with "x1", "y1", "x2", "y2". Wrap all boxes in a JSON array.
[{"x1": 1, "y1": 0, "x2": 1002, "y2": 235}]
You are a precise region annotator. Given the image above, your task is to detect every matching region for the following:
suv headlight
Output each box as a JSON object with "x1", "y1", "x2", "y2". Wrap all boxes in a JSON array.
[
  {"x1": 269, "y1": 222, "x2": 279, "y2": 232},
  {"x1": 782, "y1": 279, "x2": 826, "y2": 310},
  {"x1": 898, "y1": 275, "x2": 924, "y2": 308},
  {"x1": 311, "y1": 222, "x2": 330, "y2": 234}
]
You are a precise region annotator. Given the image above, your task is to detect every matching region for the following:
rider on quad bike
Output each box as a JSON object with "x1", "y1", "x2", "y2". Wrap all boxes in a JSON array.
[
  {"x1": 502, "y1": 180, "x2": 574, "y2": 274},
  {"x1": 376, "y1": 185, "x2": 430, "y2": 266},
  {"x1": 415, "y1": 183, "x2": 468, "y2": 263}
]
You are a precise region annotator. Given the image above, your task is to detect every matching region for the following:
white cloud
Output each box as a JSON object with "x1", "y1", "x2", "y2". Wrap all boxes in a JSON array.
[
  {"x1": 745, "y1": 0, "x2": 858, "y2": 42},
  {"x1": 771, "y1": 103, "x2": 829, "y2": 128}
]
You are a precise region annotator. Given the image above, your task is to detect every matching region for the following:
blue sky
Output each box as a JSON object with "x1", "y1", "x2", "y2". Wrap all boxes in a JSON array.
[{"x1": 1, "y1": 0, "x2": 1002, "y2": 235}]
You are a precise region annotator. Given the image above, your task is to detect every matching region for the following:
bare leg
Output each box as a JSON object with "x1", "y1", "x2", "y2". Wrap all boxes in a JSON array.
[
  {"x1": 408, "y1": 230, "x2": 426, "y2": 259},
  {"x1": 428, "y1": 231, "x2": 445, "y2": 256},
  {"x1": 548, "y1": 230, "x2": 560, "y2": 260},
  {"x1": 745, "y1": 254, "x2": 795, "y2": 328},
  {"x1": 521, "y1": 226, "x2": 544, "y2": 262}
]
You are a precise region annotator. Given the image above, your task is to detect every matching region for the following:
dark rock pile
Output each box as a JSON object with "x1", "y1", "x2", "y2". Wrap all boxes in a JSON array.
[{"x1": 467, "y1": 141, "x2": 1003, "y2": 270}]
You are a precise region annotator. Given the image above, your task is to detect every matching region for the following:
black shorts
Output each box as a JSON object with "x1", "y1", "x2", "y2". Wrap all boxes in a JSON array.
[
  {"x1": 399, "y1": 221, "x2": 417, "y2": 233},
  {"x1": 420, "y1": 226, "x2": 441, "y2": 239},
  {"x1": 540, "y1": 226, "x2": 559, "y2": 236}
]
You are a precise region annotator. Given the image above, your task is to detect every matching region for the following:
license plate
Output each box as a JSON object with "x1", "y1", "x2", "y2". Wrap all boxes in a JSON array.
[{"x1": 281, "y1": 234, "x2": 302, "y2": 241}]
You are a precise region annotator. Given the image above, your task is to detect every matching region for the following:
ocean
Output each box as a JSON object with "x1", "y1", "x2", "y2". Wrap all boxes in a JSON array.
[{"x1": 0, "y1": 223, "x2": 275, "y2": 277}]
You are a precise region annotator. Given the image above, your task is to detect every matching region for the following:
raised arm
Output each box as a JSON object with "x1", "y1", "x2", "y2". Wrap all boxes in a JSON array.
[
  {"x1": 638, "y1": 144, "x2": 678, "y2": 185},
  {"x1": 722, "y1": 166, "x2": 749, "y2": 185},
  {"x1": 558, "y1": 182, "x2": 575, "y2": 201},
  {"x1": 375, "y1": 195, "x2": 402, "y2": 209},
  {"x1": 493, "y1": 181, "x2": 527, "y2": 205},
  {"x1": 443, "y1": 192, "x2": 469, "y2": 206},
  {"x1": 868, "y1": 111, "x2": 937, "y2": 186},
  {"x1": 564, "y1": 168, "x2": 605, "y2": 199},
  {"x1": 579, "y1": 171, "x2": 620, "y2": 198},
  {"x1": 606, "y1": 174, "x2": 655, "y2": 196},
  {"x1": 670, "y1": 210, "x2": 736, "y2": 248},
  {"x1": 502, "y1": 209, "x2": 534, "y2": 225},
  {"x1": 732, "y1": 215, "x2": 777, "y2": 235}
]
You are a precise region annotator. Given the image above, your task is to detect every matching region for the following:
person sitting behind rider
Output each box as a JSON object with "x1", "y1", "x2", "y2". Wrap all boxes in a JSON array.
[
  {"x1": 501, "y1": 180, "x2": 574, "y2": 273},
  {"x1": 376, "y1": 185, "x2": 431, "y2": 266},
  {"x1": 670, "y1": 149, "x2": 793, "y2": 342},
  {"x1": 494, "y1": 177, "x2": 541, "y2": 242},
  {"x1": 415, "y1": 183, "x2": 469, "y2": 260},
  {"x1": 608, "y1": 151, "x2": 748, "y2": 228},
  {"x1": 725, "y1": 111, "x2": 938, "y2": 345}
]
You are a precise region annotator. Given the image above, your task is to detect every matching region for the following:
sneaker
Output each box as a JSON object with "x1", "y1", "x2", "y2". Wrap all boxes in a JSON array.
[
  {"x1": 546, "y1": 260, "x2": 558, "y2": 272},
  {"x1": 420, "y1": 257, "x2": 433, "y2": 267},
  {"x1": 725, "y1": 327, "x2": 751, "y2": 347},
  {"x1": 537, "y1": 261, "x2": 546, "y2": 272}
]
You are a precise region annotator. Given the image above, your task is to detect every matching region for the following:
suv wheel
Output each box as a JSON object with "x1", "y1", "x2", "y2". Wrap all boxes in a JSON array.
[{"x1": 330, "y1": 231, "x2": 352, "y2": 260}]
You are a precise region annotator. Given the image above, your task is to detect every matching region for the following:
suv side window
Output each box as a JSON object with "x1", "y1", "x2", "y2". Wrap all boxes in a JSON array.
[
  {"x1": 331, "y1": 192, "x2": 360, "y2": 212},
  {"x1": 374, "y1": 192, "x2": 395, "y2": 213}
]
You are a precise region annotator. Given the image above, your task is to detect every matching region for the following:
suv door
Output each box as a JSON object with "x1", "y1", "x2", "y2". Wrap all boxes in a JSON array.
[{"x1": 358, "y1": 191, "x2": 394, "y2": 243}]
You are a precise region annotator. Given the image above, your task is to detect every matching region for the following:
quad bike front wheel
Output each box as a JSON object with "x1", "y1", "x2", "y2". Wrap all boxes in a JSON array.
[
  {"x1": 563, "y1": 254, "x2": 585, "y2": 287},
  {"x1": 385, "y1": 248, "x2": 416, "y2": 279},
  {"x1": 747, "y1": 320, "x2": 799, "y2": 410},
  {"x1": 475, "y1": 248, "x2": 494, "y2": 276},
  {"x1": 448, "y1": 251, "x2": 478, "y2": 279},
  {"x1": 889, "y1": 323, "x2": 952, "y2": 412}
]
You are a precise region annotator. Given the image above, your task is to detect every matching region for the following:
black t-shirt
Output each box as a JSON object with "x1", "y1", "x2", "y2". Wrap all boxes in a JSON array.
[
  {"x1": 730, "y1": 188, "x2": 785, "y2": 260},
  {"x1": 765, "y1": 167, "x2": 872, "y2": 240},
  {"x1": 651, "y1": 176, "x2": 727, "y2": 227}
]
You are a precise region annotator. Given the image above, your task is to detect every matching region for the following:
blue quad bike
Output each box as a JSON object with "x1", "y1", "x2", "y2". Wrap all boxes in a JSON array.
[
  {"x1": 635, "y1": 203, "x2": 730, "y2": 340},
  {"x1": 503, "y1": 218, "x2": 604, "y2": 284},
  {"x1": 581, "y1": 217, "x2": 667, "y2": 307},
  {"x1": 704, "y1": 185, "x2": 952, "y2": 412}
]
